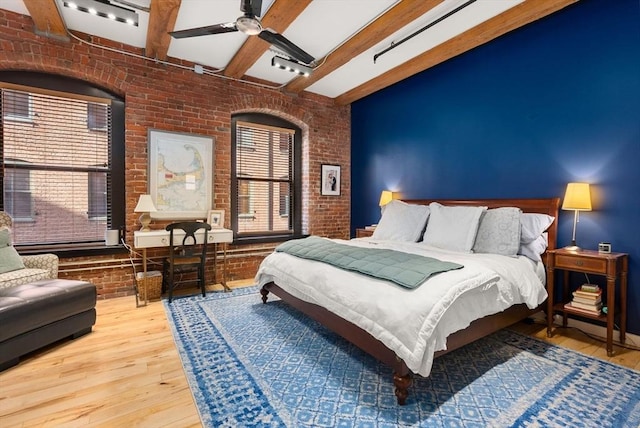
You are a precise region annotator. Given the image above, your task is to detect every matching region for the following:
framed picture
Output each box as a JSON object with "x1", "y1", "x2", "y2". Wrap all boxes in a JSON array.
[
  {"x1": 207, "y1": 209, "x2": 225, "y2": 229},
  {"x1": 321, "y1": 164, "x2": 341, "y2": 196},
  {"x1": 148, "y1": 129, "x2": 214, "y2": 220}
]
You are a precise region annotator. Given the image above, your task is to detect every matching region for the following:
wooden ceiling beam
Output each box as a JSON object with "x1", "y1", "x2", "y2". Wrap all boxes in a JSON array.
[
  {"x1": 146, "y1": 0, "x2": 181, "y2": 61},
  {"x1": 285, "y1": 0, "x2": 444, "y2": 94},
  {"x1": 22, "y1": 0, "x2": 68, "y2": 41},
  {"x1": 223, "y1": 0, "x2": 313, "y2": 79},
  {"x1": 334, "y1": 0, "x2": 579, "y2": 106}
]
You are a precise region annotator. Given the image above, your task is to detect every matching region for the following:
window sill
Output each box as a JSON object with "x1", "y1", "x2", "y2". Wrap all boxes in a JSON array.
[{"x1": 16, "y1": 243, "x2": 129, "y2": 258}]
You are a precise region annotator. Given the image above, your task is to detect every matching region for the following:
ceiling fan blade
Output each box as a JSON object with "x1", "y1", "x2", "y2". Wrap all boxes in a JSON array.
[
  {"x1": 170, "y1": 22, "x2": 238, "y2": 39},
  {"x1": 240, "y1": 0, "x2": 263, "y2": 17},
  {"x1": 259, "y1": 29, "x2": 314, "y2": 65}
]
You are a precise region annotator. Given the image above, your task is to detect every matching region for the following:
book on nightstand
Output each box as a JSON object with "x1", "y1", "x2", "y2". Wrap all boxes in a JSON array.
[
  {"x1": 564, "y1": 302, "x2": 602, "y2": 316},
  {"x1": 364, "y1": 224, "x2": 377, "y2": 231},
  {"x1": 567, "y1": 283, "x2": 603, "y2": 315}
]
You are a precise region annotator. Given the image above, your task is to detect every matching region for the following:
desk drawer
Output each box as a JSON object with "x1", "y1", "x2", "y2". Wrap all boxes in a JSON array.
[{"x1": 555, "y1": 255, "x2": 607, "y2": 273}]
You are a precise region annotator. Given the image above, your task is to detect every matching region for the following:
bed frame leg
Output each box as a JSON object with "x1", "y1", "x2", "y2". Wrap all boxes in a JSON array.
[
  {"x1": 260, "y1": 287, "x2": 269, "y2": 304},
  {"x1": 393, "y1": 371, "x2": 411, "y2": 405}
]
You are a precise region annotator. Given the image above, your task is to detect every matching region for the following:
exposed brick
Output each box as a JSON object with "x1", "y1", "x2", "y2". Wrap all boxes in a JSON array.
[{"x1": 1, "y1": 9, "x2": 351, "y2": 299}]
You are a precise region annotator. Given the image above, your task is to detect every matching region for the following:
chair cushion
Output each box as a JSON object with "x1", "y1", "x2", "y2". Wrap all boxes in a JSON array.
[{"x1": 0, "y1": 269, "x2": 50, "y2": 289}]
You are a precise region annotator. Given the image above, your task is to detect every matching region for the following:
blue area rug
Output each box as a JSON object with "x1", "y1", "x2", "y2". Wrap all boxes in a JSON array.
[{"x1": 164, "y1": 287, "x2": 640, "y2": 427}]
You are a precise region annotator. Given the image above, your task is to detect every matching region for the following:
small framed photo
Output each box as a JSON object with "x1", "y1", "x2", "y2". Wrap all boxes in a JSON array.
[
  {"x1": 207, "y1": 210, "x2": 225, "y2": 228},
  {"x1": 321, "y1": 164, "x2": 341, "y2": 196}
]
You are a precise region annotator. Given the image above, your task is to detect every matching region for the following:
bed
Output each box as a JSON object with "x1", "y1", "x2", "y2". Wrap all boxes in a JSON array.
[{"x1": 257, "y1": 198, "x2": 560, "y2": 404}]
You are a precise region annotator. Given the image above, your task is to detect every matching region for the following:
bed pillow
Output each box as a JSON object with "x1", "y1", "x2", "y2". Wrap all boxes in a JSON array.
[
  {"x1": 472, "y1": 207, "x2": 522, "y2": 256},
  {"x1": 372, "y1": 200, "x2": 430, "y2": 242},
  {"x1": 0, "y1": 228, "x2": 25, "y2": 274},
  {"x1": 422, "y1": 203, "x2": 487, "y2": 252},
  {"x1": 520, "y1": 213, "x2": 555, "y2": 243},
  {"x1": 519, "y1": 233, "x2": 548, "y2": 262}
]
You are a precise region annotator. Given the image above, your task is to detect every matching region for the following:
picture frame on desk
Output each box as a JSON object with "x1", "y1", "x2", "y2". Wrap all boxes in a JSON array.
[
  {"x1": 148, "y1": 128, "x2": 214, "y2": 220},
  {"x1": 208, "y1": 209, "x2": 225, "y2": 229}
]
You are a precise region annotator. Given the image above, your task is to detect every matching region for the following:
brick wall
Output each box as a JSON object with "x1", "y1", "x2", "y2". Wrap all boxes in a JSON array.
[{"x1": 0, "y1": 10, "x2": 351, "y2": 299}]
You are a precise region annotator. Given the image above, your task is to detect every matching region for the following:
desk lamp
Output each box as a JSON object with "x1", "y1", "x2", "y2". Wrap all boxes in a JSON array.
[
  {"x1": 562, "y1": 182, "x2": 592, "y2": 250},
  {"x1": 134, "y1": 194, "x2": 157, "y2": 232}
]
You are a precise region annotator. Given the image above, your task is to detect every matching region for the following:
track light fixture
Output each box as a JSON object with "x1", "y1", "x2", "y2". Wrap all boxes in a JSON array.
[
  {"x1": 63, "y1": 0, "x2": 139, "y2": 26},
  {"x1": 271, "y1": 56, "x2": 313, "y2": 77}
]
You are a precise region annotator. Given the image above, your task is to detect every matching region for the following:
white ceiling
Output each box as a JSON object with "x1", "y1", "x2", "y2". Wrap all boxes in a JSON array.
[{"x1": 1, "y1": 0, "x2": 572, "y2": 103}]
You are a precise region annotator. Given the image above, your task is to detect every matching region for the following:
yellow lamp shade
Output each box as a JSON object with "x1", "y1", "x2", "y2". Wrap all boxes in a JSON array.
[
  {"x1": 379, "y1": 190, "x2": 394, "y2": 207},
  {"x1": 562, "y1": 183, "x2": 592, "y2": 211}
]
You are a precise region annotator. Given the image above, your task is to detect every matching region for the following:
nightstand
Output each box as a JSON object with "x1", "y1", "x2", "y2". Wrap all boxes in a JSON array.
[
  {"x1": 355, "y1": 228, "x2": 374, "y2": 238},
  {"x1": 546, "y1": 248, "x2": 628, "y2": 356}
]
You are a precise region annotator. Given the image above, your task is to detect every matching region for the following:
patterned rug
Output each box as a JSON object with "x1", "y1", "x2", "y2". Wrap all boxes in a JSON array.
[{"x1": 164, "y1": 287, "x2": 640, "y2": 427}]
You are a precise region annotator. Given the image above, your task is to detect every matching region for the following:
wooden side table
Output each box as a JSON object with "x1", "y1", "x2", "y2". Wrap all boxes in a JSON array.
[
  {"x1": 546, "y1": 248, "x2": 628, "y2": 356},
  {"x1": 355, "y1": 228, "x2": 374, "y2": 238}
]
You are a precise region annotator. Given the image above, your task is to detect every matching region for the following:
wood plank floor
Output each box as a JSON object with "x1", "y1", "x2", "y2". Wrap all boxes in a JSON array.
[{"x1": 1, "y1": 280, "x2": 638, "y2": 427}]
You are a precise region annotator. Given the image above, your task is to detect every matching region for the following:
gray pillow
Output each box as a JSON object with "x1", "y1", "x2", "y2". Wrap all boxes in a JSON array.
[
  {"x1": 0, "y1": 245, "x2": 25, "y2": 274},
  {"x1": 473, "y1": 207, "x2": 522, "y2": 256}
]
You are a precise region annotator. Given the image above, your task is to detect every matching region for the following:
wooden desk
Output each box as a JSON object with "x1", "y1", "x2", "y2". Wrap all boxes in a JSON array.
[
  {"x1": 546, "y1": 248, "x2": 628, "y2": 356},
  {"x1": 134, "y1": 228, "x2": 233, "y2": 303}
]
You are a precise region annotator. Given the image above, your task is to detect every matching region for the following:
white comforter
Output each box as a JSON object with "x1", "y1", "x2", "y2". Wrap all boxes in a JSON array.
[{"x1": 255, "y1": 238, "x2": 547, "y2": 376}]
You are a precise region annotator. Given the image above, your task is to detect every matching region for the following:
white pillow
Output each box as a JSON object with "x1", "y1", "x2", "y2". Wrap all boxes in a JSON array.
[
  {"x1": 372, "y1": 200, "x2": 430, "y2": 242},
  {"x1": 521, "y1": 213, "x2": 555, "y2": 243},
  {"x1": 422, "y1": 203, "x2": 487, "y2": 252},
  {"x1": 472, "y1": 207, "x2": 522, "y2": 256},
  {"x1": 519, "y1": 233, "x2": 548, "y2": 262}
]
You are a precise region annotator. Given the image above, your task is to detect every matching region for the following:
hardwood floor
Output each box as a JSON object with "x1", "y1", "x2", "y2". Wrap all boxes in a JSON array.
[{"x1": 1, "y1": 280, "x2": 638, "y2": 427}]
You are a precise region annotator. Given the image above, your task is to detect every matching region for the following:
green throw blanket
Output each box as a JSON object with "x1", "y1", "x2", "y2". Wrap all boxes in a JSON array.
[{"x1": 275, "y1": 236, "x2": 463, "y2": 289}]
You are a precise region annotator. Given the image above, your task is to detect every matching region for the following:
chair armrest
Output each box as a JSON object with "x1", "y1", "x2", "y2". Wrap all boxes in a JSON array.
[{"x1": 21, "y1": 253, "x2": 59, "y2": 279}]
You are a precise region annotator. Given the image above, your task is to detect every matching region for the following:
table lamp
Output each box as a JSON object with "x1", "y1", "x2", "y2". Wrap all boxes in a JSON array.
[
  {"x1": 379, "y1": 190, "x2": 394, "y2": 214},
  {"x1": 134, "y1": 194, "x2": 157, "y2": 232},
  {"x1": 562, "y1": 182, "x2": 592, "y2": 250}
]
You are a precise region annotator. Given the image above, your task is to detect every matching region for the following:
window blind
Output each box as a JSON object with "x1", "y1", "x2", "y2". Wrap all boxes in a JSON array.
[
  {"x1": 235, "y1": 121, "x2": 294, "y2": 235},
  {"x1": 1, "y1": 87, "x2": 112, "y2": 245}
]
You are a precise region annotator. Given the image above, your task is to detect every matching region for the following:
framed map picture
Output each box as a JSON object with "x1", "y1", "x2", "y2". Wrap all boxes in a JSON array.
[{"x1": 148, "y1": 129, "x2": 214, "y2": 220}]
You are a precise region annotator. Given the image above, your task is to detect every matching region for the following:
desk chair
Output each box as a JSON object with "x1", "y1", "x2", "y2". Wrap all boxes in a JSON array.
[{"x1": 163, "y1": 221, "x2": 212, "y2": 303}]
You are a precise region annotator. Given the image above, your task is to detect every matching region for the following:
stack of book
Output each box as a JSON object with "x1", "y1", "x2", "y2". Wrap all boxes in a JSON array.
[{"x1": 564, "y1": 284, "x2": 602, "y2": 316}]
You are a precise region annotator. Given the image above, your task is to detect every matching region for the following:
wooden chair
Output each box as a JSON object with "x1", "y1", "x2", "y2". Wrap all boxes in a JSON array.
[{"x1": 162, "y1": 221, "x2": 212, "y2": 303}]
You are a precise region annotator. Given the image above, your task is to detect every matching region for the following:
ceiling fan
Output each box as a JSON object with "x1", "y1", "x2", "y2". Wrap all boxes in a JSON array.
[{"x1": 169, "y1": 0, "x2": 315, "y2": 66}]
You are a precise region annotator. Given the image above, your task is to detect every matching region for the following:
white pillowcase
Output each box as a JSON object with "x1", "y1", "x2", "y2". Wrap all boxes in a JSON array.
[
  {"x1": 372, "y1": 200, "x2": 430, "y2": 242},
  {"x1": 520, "y1": 213, "x2": 555, "y2": 243},
  {"x1": 472, "y1": 207, "x2": 522, "y2": 256},
  {"x1": 519, "y1": 233, "x2": 548, "y2": 262},
  {"x1": 422, "y1": 203, "x2": 487, "y2": 252}
]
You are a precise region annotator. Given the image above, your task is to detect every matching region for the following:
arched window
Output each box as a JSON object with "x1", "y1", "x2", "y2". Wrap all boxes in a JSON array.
[
  {"x1": 1, "y1": 71, "x2": 125, "y2": 251},
  {"x1": 231, "y1": 113, "x2": 302, "y2": 243}
]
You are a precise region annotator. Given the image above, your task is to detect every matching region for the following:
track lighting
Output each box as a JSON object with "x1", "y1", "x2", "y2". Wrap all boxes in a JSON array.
[
  {"x1": 63, "y1": 0, "x2": 138, "y2": 26},
  {"x1": 271, "y1": 56, "x2": 313, "y2": 77}
]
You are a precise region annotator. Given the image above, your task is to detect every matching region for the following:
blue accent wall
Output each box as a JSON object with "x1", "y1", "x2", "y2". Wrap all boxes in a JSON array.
[{"x1": 351, "y1": 0, "x2": 640, "y2": 335}]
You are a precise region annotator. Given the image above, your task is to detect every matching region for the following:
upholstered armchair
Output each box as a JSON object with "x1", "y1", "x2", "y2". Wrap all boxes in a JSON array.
[{"x1": 0, "y1": 212, "x2": 58, "y2": 288}]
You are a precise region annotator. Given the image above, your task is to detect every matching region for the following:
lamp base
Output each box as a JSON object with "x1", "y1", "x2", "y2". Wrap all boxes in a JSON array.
[
  {"x1": 564, "y1": 243, "x2": 581, "y2": 251},
  {"x1": 138, "y1": 213, "x2": 152, "y2": 232}
]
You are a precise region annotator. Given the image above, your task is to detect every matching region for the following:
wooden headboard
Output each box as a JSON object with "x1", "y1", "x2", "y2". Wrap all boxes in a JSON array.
[{"x1": 403, "y1": 198, "x2": 561, "y2": 251}]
